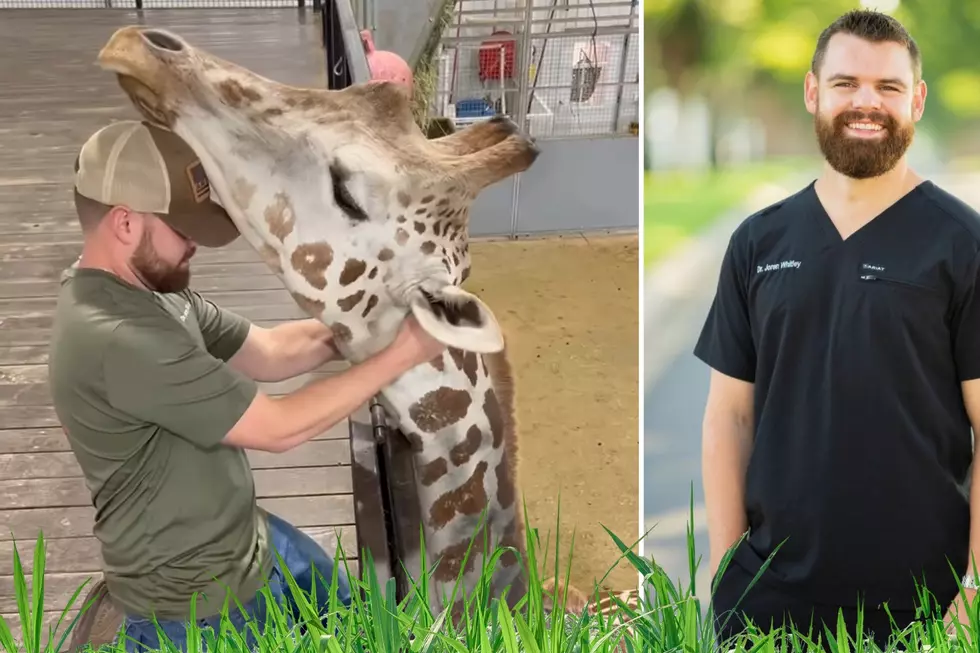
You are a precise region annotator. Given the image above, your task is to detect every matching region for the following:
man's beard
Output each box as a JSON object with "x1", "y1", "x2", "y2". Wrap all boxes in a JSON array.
[
  {"x1": 130, "y1": 230, "x2": 191, "y2": 293},
  {"x1": 814, "y1": 104, "x2": 914, "y2": 179}
]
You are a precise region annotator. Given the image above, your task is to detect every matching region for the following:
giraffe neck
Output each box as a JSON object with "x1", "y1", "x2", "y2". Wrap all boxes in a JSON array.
[{"x1": 375, "y1": 346, "x2": 526, "y2": 615}]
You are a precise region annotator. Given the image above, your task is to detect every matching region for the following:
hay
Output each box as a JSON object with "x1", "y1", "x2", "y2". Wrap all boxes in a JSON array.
[{"x1": 411, "y1": 0, "x2": 458, "y2": 132}]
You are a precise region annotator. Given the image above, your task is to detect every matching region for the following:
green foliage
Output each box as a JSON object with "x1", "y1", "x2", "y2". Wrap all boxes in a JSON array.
[
  {"x1": 5, "y1": 491, "x2": 980, "y2": 652},
  {"x1": 0, "y1": 499, "x2": 644, "y2": 653},
  {"x1": 644, "y1": 0, "x2": 980, "y2": 144},
  {"x1": 643, "y1": 157, "x2": 813, "y2": 267}
]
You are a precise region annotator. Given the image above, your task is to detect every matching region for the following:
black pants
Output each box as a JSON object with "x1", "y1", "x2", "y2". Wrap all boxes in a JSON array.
[{"x1": 710, "y1": 559, "x2": 923, "y2": 650}]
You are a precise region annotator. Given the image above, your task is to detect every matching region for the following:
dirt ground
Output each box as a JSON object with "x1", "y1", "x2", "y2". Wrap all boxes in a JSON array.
[{"x1": 462, "y1": 233, "x2": 639, "y2": 595}]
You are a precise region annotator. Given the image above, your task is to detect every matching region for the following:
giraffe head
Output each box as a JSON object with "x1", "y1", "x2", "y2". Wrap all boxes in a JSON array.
[{"x1": 95, "y1": 26, "x2": 539, "y2": 358}]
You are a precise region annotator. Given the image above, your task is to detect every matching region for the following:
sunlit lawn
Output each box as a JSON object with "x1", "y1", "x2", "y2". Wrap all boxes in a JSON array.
[{"x1": 643, "y1": 159, "x2": 811, "y2": 268}]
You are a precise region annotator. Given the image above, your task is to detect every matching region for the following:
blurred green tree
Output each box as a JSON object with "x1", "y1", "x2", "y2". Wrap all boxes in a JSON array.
[{"x1": 645, "y1": 0, "x2": 980, "y2": 157}]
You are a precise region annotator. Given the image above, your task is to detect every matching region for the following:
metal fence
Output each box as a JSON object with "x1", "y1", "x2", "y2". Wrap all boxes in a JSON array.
[
  {"x1": 0, "y1": 1, "x2": 309, "y2": 7},
  {"x1": 430, "y1": 0, "x2": 639, "y2": 140}
]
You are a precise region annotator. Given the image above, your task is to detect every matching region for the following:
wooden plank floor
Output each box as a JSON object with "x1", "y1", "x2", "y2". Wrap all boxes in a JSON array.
[{"x1": 0, "y1": 7, "x2": 360, "y2": 646}]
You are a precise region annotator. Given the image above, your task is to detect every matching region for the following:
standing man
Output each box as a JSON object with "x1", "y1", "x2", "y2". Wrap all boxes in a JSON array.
[
  {"x1": 48, "y1": 120, "x2": 446, "y2": 652},
  {"x1": 696, "y1": 9, "x2": 980, "y2": 647}
]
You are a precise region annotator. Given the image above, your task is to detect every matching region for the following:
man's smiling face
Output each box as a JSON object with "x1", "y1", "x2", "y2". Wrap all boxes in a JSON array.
[{"x1": 804, "y1": 32, "x2": 926, "y2": 179}]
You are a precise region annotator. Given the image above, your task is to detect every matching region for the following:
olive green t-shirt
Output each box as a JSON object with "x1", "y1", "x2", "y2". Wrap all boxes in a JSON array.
[{"x1": 47, "y1": 266, "x2": 273, "y2": 620}]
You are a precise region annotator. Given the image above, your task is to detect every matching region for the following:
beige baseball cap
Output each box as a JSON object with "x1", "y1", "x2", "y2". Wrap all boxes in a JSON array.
[{"x1": 74, "y1": 120, "x2": 240, "y2": 247}]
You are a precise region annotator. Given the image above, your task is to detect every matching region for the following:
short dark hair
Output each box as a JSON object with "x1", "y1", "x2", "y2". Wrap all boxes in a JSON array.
[
  {"x1": 811, "y1": 10, "x2": 921, "y2": 82},
  {"x1": 73, "y1": 187, "x2": 113, "y2": 233}
]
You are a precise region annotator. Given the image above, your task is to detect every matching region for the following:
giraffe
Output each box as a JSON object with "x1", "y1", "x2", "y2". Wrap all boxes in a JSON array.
[{"x1": 83, "y1": 25, "x2": 605, "y2": 629}]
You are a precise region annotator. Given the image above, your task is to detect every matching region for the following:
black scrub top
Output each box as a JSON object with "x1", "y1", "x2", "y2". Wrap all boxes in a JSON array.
[{"x1": 695, "y1": 179, "x2": 980, "y2": 611}]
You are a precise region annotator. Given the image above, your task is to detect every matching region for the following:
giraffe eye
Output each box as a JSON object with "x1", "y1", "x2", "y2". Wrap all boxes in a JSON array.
[{"x1": 329, "y1": 160, "x2": 368, "y2": 222}]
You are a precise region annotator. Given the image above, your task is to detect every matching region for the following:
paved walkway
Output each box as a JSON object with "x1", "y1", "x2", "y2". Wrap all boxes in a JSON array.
[{"x1": 642, "y1": 170, "x2": 980, "y2": 604}]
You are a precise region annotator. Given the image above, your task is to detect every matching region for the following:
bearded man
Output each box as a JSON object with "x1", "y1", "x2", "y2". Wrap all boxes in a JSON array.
[
  {"x1": 47, "y1": 120, "x2": 446, "y2": 652},
  {"x1": 695, "y1": 9, "x2": 980, "y2": 648}
]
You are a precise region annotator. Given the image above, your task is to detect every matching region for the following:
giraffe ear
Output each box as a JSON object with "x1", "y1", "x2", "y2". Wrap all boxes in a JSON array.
[{"x1": 408, "y1": 285, "x2": 504, "y2": 354}]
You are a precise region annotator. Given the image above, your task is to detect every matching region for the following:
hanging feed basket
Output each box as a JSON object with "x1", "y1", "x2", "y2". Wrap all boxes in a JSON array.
[{"x1": 478, "y1": 30, "x2": 516, "y2": 82}]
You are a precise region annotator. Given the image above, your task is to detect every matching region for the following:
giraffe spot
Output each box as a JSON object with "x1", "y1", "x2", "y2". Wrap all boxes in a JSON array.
[
  {"x1": 330, "y1": 322, "x2": 352, "y2": 343},
  {"x1": 409, "y1": 387, "x2": 472, "y2": 433},
  {"x1": 395, "y1": 228, "x2": 410, "y2": 246},
  {"x1": 429, "y1": 460, "x2": 488, "y2": 530},
  {"x1": 258, "y1": 243, "x2": 283, "y2": 274},
  {"x1": 452, "y1": 252, "x2": 460, "y2": 267},
  {"x1": 420, "y1": 241, "x2": 436, "y2": 255},
  {"x1": 230, "y1": 177, "x2": 257, "y2": 210},
  {"x1": 432, "y1": 523, "x2": 489, "y2": 582},
  {"x1": 462, "y1": 352, "x2": 479, "y2": 386},
  {"x1": 378, "y1": 247, "x2": 394, "y2": 261},
  {"x1": 449, "y1": 348, "x2": 466, "y2": 371},
  {"x1": 338, "y1": 290, "x2": 365, "y2": 312},
  {"x1": 263, "y1": 106, "x2": 284, "y2": 117},
  {"x1": 339, "y1": 258, "x2": 367, "y2": 285},
  {"x1": 290, "y1": 291, "x2": 325, "y2": 317},
  {"x1": 290, "y1": 242, "x2": 333, "y2": 290},
  {"x1": 264, "y1": 191, "x2": 296, "y2": 242},
  {"x1": 461, "y1": 265, "x2": 471, "y2": 282},
  {"x1": 413, "y1": 221, "x2": 426, "y2": 234},
  {"x1": 397, "y1": 190, "x2": 411, "y2": 207},
  {"x1": 368, "y1": 266, "x2": 378, "y2": 279},
  {"x1": 217, "y1": 78, "x2": 261, "y2": 108},
  {"x1": 361, "y1": 294, "x2": 378, "y2": 318},
  {"x1": 403, "y1": 430, "x2": 425, "y2": 450},
  {"x1": 450, "y1": 425, "x2": 483, "y2": 466},
  {"x1": 420, "y1": 457, "x2": 448, "y2": 486},
  {"x1": 396, "y1": 215, "x2": 407, "y2": 223},
  {"x1": 430, "y1": 354, "x2": 445, "y2": 372},
  {"x1": 415, "y1": 207, "x2": 428, "y2": 215},
  {"x1": 481, "y1": 355, "x2": 488, "y2": 377},
  {"x1": 420, "y1": 194, "x2": 435, "y2": 204},
  {"x1": 498, "y1": 517, "x2": 520, "y2": 568},
  {"x1": 495, "y1": 459, "x2": 515, "y2": 509},
  {"x1": 443, "y1": 260, "x2": 452, "y2": 274},
  {"x1": 438, "y1": 197, "x2": 451, "y2": 208},
  {"x1": 484, "y1": 389, "x2": 504, "y2": 448}
]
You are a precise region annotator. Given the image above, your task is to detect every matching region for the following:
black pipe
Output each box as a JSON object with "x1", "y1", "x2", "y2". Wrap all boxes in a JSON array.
[
  {"x1": 369, "y1": 398, "x2": 401, "y2": 596},
  {"x1": 321, "y1": 0, "x2": 351, "y2": 89}
]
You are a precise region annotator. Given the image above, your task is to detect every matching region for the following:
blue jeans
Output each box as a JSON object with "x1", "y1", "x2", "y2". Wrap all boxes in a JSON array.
[{"x1": 120, "y1": 512, "x2": 352, "y2": 653}]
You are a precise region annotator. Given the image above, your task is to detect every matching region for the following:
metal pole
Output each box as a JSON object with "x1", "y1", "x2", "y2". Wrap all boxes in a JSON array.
[
  {"x1": 509, "y1": 0, "x2": 535, "y2": 239},
  {"x1": 611, "y1": 0, "x2": 636, "y2": 133}
]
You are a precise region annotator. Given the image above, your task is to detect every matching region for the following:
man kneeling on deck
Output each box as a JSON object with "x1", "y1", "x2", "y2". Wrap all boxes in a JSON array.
[{"x1": 47, "y1": 120, "x2": 446, "y2": 653}]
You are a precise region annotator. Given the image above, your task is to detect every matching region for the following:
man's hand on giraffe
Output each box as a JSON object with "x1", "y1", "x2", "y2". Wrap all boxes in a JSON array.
[{"x1": 390, "y1": 314, "x2": 447, "y2": 367}]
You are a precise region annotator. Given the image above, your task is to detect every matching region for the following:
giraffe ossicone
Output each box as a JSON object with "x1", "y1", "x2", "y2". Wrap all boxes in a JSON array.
[{"x1": 93, "y1": 25, "x2": 595, "y2": 623}]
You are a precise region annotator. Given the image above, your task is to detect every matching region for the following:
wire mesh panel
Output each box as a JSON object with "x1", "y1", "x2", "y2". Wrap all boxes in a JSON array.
[
  {"x1": 428, "y1": 0, "x2": 639, "y2": 140},
  {"x1": 0, "y1": 0, "x2": 306, "y2": 8}
]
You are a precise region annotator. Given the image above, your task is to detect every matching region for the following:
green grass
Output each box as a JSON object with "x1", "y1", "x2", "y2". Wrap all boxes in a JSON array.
[
  {"x1": 3, "y1": 493, "x2": 980, "y2": 652},
  {"x1": 643, "y1": 159, "x2": 812, "y2": 268}
]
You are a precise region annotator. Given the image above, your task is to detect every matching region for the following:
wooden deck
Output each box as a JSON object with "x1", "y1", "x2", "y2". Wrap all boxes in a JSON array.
[{"x1": 0, "y1": 7, "x2": 371, "y2": 645}]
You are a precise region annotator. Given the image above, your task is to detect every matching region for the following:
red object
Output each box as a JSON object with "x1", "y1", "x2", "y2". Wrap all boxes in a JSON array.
[
  {"x1": 360, "y1": 30, "x2": 413, "y2": 97},
  {"x1": 478, "y1": 30, "x2": 515, "y2": 81}
]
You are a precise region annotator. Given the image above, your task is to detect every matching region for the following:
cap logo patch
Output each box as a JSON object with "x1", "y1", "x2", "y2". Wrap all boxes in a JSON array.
[{"x1": 185, "y1": 160, "x2": 210, "y2": 203}]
